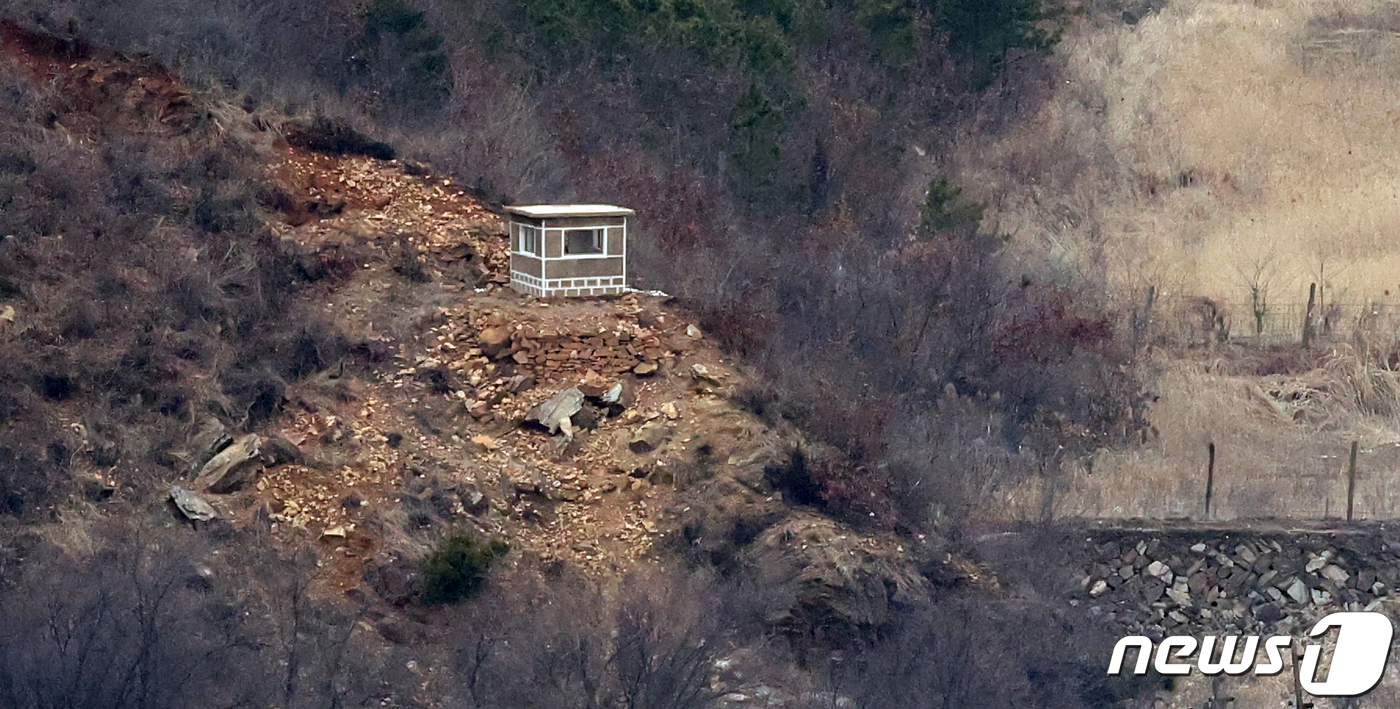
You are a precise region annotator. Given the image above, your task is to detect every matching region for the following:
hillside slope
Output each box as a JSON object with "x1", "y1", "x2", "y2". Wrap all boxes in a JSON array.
[
  {"x1": 0, "y1": 18, "x2": 958, "y2": 654},
  {"x1": 963, "y1": 0, "x2": 1400, "y2": 303},
  {"x1": 0, "y1": 13, "x2": 1235, "y2": 709},
  {"x1": 254, "y1": 143, "x2": 939, "y2": 615}
]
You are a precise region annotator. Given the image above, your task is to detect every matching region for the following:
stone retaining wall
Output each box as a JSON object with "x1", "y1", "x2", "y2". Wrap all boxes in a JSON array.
[{"x1": 1061, "y1": 524, "x2": 1400, "y2": 636}]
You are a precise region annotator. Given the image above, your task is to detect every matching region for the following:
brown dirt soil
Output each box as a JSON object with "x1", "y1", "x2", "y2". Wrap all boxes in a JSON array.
[
  {"x1": 237, "y1": 146, "x2": 796, "y2": 597},
  {"x1": 0, "y1": 23, "x2": 971, "y2": 628}
]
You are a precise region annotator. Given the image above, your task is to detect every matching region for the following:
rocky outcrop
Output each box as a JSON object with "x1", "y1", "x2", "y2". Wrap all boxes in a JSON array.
[
  {"x1": 193, "y1": 434, "x2": 263, "y2": 493},
  {"x1": 170, "y1": 486, "x2": 219, "y2": 521},
  {"x1": 750, "y1": 514, "x2": 933, "y2": 644},
  {"x1": 526, "y1": 388, "x2": 585, "y2": 435},
  {"x1": 672, "y1": 424, "x2": 939, "y2": 647}
]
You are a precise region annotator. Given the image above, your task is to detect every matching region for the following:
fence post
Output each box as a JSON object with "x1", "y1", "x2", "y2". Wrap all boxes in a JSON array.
[
  {"x1": 1347, "y1": 440, "x2": 1359, "y2": 522},
  {"x1": 1303, "y1": 283, "x2": 1317, "y2": 349},
  {"x1": 1292, "y1": 642, "x2": 1304, "y2": 709},
  {"x1": 1205, "y1": 442, "x2": 1216, "y2": 519},
  {"x1": 1130, "y1": 285, "x2": 1156, "y2": 358}
]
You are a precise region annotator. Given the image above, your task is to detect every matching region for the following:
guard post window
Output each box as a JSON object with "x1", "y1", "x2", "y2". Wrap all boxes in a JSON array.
[
  {"x1": 519, "y1": 226, "x2": 541, "y2": 255},
  {"x1": 564, "y1": 228, "x2": 604, "y2": 255}
]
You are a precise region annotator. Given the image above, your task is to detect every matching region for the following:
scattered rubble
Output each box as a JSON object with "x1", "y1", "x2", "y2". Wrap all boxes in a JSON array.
[
  {"x1": 78, "y1": 472, "x2": 117, "y2": 501},
  {"x1": 1069, "y1": 527, "x2": 1400, "y2": 634},
  {"x1": 690, "y1": 363, "x2": 723, "y2": 385}
]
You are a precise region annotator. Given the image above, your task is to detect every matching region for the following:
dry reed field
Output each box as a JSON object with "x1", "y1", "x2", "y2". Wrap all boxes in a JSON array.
[
  {"x1": 962, "y1": 0, "x2": 1400, "y2": 306},
  {"x1": 958, "y1": 0, "x2": 1400, "y2": 522},
  {"x1": 992, "y1": 340, "x2": 1400, "y2": 520}
]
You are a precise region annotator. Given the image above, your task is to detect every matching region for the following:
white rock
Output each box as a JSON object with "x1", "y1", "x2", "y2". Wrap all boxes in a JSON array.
[{"x1": 1286, "y1": 578, "x2": 1309, "y2": 604}]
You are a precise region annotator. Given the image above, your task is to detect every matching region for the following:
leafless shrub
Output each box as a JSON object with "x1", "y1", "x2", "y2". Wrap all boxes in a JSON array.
[
  {"x1": 283, "y1": 116, "x2": 396, "y2": 160},
  {"x1": 612, "y1": 574, "x2": 722, "y2": 709},
  {"x1": 822, "y1": 596, "x2": 1155, "y2": 709},
  {"x1": 0, "y1": 48, "x2": 354, "y2": 511},
  {"x1": 435, "y1": 568, "x2": 725, "y2": 709},
  {"x1": 395, "y1": 80, "x2": 570, "y2": 204},
  {"x1": 0, "y1": 524, "x2": 246, "y2": 709},
  {"x1": 0, "y1": 522, "x2": 415, "y2": 709}
]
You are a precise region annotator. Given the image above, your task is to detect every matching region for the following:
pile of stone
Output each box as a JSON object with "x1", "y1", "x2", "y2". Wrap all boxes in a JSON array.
[
  {"x1": 1076, "y1": 530, "x2": 1399, "y2": 633},
  {"x1": 476, "y1": 323, "x2": 667, "y2": 376}
]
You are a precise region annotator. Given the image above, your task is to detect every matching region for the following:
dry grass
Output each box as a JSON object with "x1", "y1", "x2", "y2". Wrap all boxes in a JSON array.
[
  {"x1": 1322, "y1": 343, "x2": 1400, "y2": 418},
  {"x1": 960, "y1": 0, "x2": 1400, "y2": 307},
  {"x1": 36, "y1": 504, "x2": 99, "y2": 559},
  {"x1": 964, "y1": 0, "x2": 1400, "y2": 522},
  {"x1": 992, "y1": 355, "x2": 1400, "y2": 521}
]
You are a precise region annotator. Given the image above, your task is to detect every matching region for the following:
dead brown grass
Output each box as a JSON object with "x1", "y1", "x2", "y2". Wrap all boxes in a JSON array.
[
  {"x1": 1322, "y1": 343, "x2": 1400, "y2": 419},
  {"x1": 993, "y1": 347, "x2": 1400, "y2": 521},
  {"x1": 960, "y1": 0, "x2": 1400, "y2": 306}
]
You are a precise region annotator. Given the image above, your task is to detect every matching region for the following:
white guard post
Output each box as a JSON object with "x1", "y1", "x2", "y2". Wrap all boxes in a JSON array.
[{"x1": 506, "y1": 204, "x2": 633, "y2": 297}]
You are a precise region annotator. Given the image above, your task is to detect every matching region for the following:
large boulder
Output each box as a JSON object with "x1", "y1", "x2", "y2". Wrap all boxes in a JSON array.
[
  {"x1": 169, "y1": 417, "x2": 231, "y2": 472},
  {"x1": 193, "y1": 433, "x2": 263, "y2": 493},
  {"x1": 526, "y1": 388, "x2": 584, "y2": 435},
  {"x1": 170, "y1": 486, "x2": 219, "y2": 522},
  {"x1": 478, "y1": 327, "x2": 514, "y2": 360},
  {"x1": 628, "y1": 423, "x2": 670, "y2": 454}
]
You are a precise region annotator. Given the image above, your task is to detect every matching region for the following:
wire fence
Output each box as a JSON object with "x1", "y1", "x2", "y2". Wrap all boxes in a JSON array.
[
  {"x1": 1125, "y1": 291, "x2": 1400, "y2": 346},
  {"x1": 1225, "y1": 301, "x2": 1400, "y2": 342}
]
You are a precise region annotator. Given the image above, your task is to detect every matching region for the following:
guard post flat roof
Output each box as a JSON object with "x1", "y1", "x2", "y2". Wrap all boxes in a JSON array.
[{"x1": 504, "y1": 204, "x2": 635, "y2": 218}]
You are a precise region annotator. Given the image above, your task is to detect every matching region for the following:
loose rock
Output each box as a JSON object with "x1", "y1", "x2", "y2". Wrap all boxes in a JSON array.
[
  {"x1": 171, "y1": 486, "x2": 219, "y2": 521},
  {"x1": 628, "y1": 423, "x2": 670, "y2": 454},
  {"x1": 194, "y1": 433, "x2": 263, "y2": 493},
  {"x1": 478, "y1": 327, "x2": 513, "y2": 359},
  {"x1": 526, "y1": 388, "x2": 585, "y2": 434}
]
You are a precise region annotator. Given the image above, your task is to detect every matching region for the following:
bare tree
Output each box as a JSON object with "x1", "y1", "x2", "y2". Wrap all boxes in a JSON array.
[
  {"x1": 438, "y1": 569, "x2": 724, "y2": 709},
  {"x1": 611, "y1": 574, "x2": 722, "y2": 709},
  {"x1": 1237, "y1": 252, "x2": 1279, "y2": 336},
  {"x1": 0, "y1": 524, "x2": 255, "y2": 709}
]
